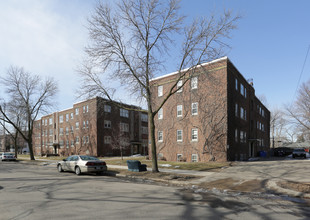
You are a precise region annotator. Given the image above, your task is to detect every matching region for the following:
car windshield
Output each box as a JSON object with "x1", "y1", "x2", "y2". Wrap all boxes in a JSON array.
[
  {"x1": 4, "y1": 153, "x2": 14, "y2": 155},
  {"x1": 80, "y1": 156, "x2": 99, "y2": 161}
]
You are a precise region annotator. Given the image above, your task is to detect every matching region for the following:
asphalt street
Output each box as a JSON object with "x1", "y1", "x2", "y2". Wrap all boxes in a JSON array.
[{"x1": 1, "y1": 161, "x2": 310, "y2": 220}]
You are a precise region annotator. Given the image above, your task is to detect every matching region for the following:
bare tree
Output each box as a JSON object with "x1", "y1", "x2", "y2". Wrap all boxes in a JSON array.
[
  {"x1": 0, "y1": 66, "x2": 58, "y2": 160},
  {"x1": 78, "y1": 0, "x2": 240, "y2": 172},
  {"x1": 286, "y1": 80, "x2": 310, "y2": 138}
]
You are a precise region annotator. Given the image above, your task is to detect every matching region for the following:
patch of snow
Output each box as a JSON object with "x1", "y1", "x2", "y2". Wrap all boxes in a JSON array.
[{"x1": 160, "y1": 164, "x2": 172, "y2": 167}]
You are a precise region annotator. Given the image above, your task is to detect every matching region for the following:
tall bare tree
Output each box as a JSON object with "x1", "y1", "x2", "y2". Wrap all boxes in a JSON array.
[
  {"x1": 0, "y1": 66, "x2": 58, "y2": 160},
  {"x1": 286, "y1": 80, "x2": 310, "y2": 139},
  {"x1": 78, "y1": 0, "x2": 240, "y2": 172}
]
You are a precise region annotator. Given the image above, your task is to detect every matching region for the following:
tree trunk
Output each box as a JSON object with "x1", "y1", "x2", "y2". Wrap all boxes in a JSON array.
[
  {"x1": 149, "y1": 113, "x2": 159, "y2": 172},
  {"x1": 28, "y1": 134, "x2": 35, "y2": 160}
]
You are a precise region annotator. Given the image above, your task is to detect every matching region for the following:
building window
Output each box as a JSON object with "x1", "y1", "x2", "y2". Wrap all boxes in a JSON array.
[
  {"x1": 65, "y1": 127, "x2": 69, "y2": 135},
  {"x1": 191, "y1": 102, "x2": 198, "y2": 115},
  {"x1": 70, "y1": 113, "x2": 74, "y2": 119},
  {"x1": 104, "y1": 105, "x2": 111, "y2": 113},
  {"x1": 158, "y1": 85, "x2": 163, "y2": 97},
  {"x1": 83, "y1": 121, "x2": 86, "y2": 129},
  {"x1": 240, "y1": 107, "x2": 246, "y2": 120},
  {"x1": 177, "y1": 154, "x2": 183, "y2": 162},
  {"x1": 120, "y1": 108, "x2": 129, "y2": 118},
  {"x1": 177, "y1": 80, "x2": 183, "y2": 93},
  {"x1": 235, "y1": 129, "x2": 238, "y2": 142},
  {"x1": 141, "y1": 114, "x2": 148, "y2": 122},
  {"x1": 66, "y1": 113, "x2": 69, "y2": 122},
  {"x1": 59, "y1": 128, "x2": 64, "y2": 135},
  {"x1": 71, "y1": 140, "x2": 74, "y2": 146},
  {"x1": 75, "y1": 136, "x2": 79, "y2": 143},
  {"x1": 235, "y1": 78, "x2": 238, "y2": 91},
  {"x1": 83, "y1": 105, "x2": 89, "y2": 113},
  {"x1": 177, "y1": 105, "x2": 182, "y2": 117},
  {"x1": 104, "y1": 136, "x2": 111, "y2": 144},
  {"x1": 177, "y1": 130, "x2": 183, "y2": 142},
  {"x1": 59, "y1": 115, "x2": 63, "y2": 123},
  {"x1": 142, "y1": 126, "x2": 148, "y2": 134},
  {"x1": 235, "y1": 103, "x2": 238, "y2": 117},
  {"x1": 49, "y1": 118, "x2": 53, "y2": 125},
  {"x1": 75, "y1": 108, "x2": 79, "y2": 115},
  {"x1": 191, "y1": 129, "x2": 198, "y2": 141},
  {"x1": 158, "y1": 131, "x2": 163, "y2": 142},
  {"x1": 191, "y1": 77, "x2": 198, "y2": 89},
  {"x1": 104, "y1": 120, "x2": 111, "y2": 128},
  {"x1": 86, "y1": 120, "x2": 89, "y2": 128},
  {"x1": 158, "y1": 108, "x2": 163, "y2": 119},
  {"x1": 120, "y1": 122, "x2": 129, "y2": 132},
  {"x1": 191, "y1": 154, "x2": 198, "y2": 162},
  {"x1": 71, "y1": 126, "x2": 74, "y2": 133},
  {"x1": 86, "y1": 136, "x2": 89, "y2": 143},
  {"x1": 66, "y1": 140, "x2": 69, "y2": 148},
  {"x1": 75, "y1": 122, "x2": 79, "y2": 129},
  {"x1": 240, "y1": 131, "x2": 247, "y2": 143}
]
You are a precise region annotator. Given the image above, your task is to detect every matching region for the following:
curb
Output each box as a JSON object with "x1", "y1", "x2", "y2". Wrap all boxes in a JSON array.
[{"x1": 266, "y1": 179, "x2": 310, "y2": 199}]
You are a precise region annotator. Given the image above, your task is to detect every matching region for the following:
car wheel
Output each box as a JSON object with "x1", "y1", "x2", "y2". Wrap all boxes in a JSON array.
[
  {"x1": 293, "y1": 155, "x2": 295, "y2": 158},
  {"x1": 75, "y1": 166, "x2": 81, "y2": 175},
  {"x1": 57, "y1": 164, "x2": 63, "y2": 172}
]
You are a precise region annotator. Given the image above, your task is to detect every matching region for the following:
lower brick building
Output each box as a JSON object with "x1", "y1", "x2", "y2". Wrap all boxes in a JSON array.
[
  {"x1": 150, "y1": 57, "x2": 270, "y2": 162},
  {"x1": 33, "y1": 97, "x2": 148, "y2": 157}
]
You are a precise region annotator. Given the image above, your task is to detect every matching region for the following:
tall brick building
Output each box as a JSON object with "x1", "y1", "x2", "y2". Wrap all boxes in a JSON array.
[
  {"x1": 150, "y1": 57, "x2": 270, "y2": 162},
  {"x1": 33, "y1": 97, "x2": 148, "y2": 157}
]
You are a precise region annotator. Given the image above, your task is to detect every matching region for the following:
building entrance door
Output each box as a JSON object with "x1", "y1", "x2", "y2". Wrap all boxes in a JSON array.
[{"x1": 249, "y1": 142, "x2": 255, "y2": 158}]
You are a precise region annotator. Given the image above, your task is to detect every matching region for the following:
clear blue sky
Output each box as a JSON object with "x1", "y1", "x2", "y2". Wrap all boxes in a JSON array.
[{"x1": 0, "y1": 0, "x2": 309, "y2": 111}]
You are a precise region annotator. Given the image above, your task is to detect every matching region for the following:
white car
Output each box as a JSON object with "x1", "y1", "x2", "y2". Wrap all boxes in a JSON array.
[
  {"x1": 57, "y1": 155, "x2": 107, "y2": 175},
  {"x1": 0, "y1": 152, "x2": 16, "y2": 161}
]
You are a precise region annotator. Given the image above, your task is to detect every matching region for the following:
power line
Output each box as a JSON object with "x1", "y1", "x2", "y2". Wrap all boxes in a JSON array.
[{"x1": 292, "y1": 45, "x2": 310, "y2": 105}]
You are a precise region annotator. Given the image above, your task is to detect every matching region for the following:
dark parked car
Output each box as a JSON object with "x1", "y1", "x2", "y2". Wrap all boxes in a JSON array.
[
  {"x1": 292, "y1": 148, "x2": 307, "y2": 159},
  {"x1": 274, "y1": 147, "x2": 293, "y2": 156}
]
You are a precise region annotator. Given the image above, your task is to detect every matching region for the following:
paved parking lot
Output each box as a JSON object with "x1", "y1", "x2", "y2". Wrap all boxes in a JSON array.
[{"x1": 1, "y1": 160, "x2": 310, "y2": 219}]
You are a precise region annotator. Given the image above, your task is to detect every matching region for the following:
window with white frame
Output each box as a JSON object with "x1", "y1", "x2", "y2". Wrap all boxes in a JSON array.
[
  {"x1": 191, "y1": 154, "x2": 198, "y2": 162},
  {"x1": 141, "y1": 114, "x2": 148, "y2": 122},
  {"x1": 65, "y1": 127, "x2": 69, "y2": 135},
  {"x1": 191, "y1": 102, "x2": 198, "y2": 115},
  {"x1": 86, "y1": 120, "x2": 89, "y2": 128},
  {"x1": 104, "y1": 105, "x2": 111, "y2": 113},
  {"x1": 70, "y1": 113, "x2": 74, "y2": 119},
  {"x1": 177, "y1": 105, "x2": 182, "y2": 117},
  {"x1": 83, "y1": 105, "x2": 89, "y2": 113},
  {"x1": 177, "y1": 80, "x2": 183, "y2": 92},
  {"x1": 177, "y1": 130, "x2": 183, "y2": 142},
  {"x1": 86, "y1": 136, "x2": 89, "y2": 143},
  {"x1": 158, "y1": 108, "x2": 163, "y2": 119},
  {"x1": 75, "y1": 108, "x2": 79, "y2": 115},
  {"x1": 104, "y1": 120, "x2": 111, "y2": 128},
  {"x1": 59, "y1": 128, "x2": 64, "y2": 135},
  {"x1": 59, "y1": 115, "x2": 63, "y2": 123},
  {"x1": 158, "y1": 131, "x2": 163, "y2": 142},
  {"x1": 191, "y1": 129, "x2": 198, "y2": 141},
  {"x1": 83, "y1": 121, "x2": 86, "y2": 129},
  {"x1": 49, "y1": 118, "x2": 53, "y2": 125},
  {"x1": 158, "y1": 85, "x2": 163, "y2": 97},
  {"x1": 66, "y1": 113, "x2": 69, "y2": 121},
  {"x1": 66, "y1": 140, "x2": 69, "y2": 148},
  {"x1": 120, "y1": 108, "x2": 129, "y2": 118},
  {"x1": 120, "y1": 122, "x2": 129, "y2": 132},
  {"x1": 104, "y1": 136, "x2": 111, "y2": 144},
  {"x1": 177, "y1": 154, "x2": 183, "y2": 162},
  {"x1": 75, "y1": 122, "x2": 79, "y2": 129},
  {"x1": 71, "y1": 126, "x2": 74, "y2": 133},
  {"x1": 71, "y1": 140, "x2": 74, "y2": 146},
  {"x1": 191, "y1": 76, "x2": 198, "y2": 89}
]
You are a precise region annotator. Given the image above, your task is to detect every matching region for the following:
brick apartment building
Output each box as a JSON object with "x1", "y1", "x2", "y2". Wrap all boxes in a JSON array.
[
  {"x1": 150, "y1": 57, "x2": 270, "y2": 162},
  {"x1": 33, "y1": 97, "x2": 148, "y2": 157}
]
